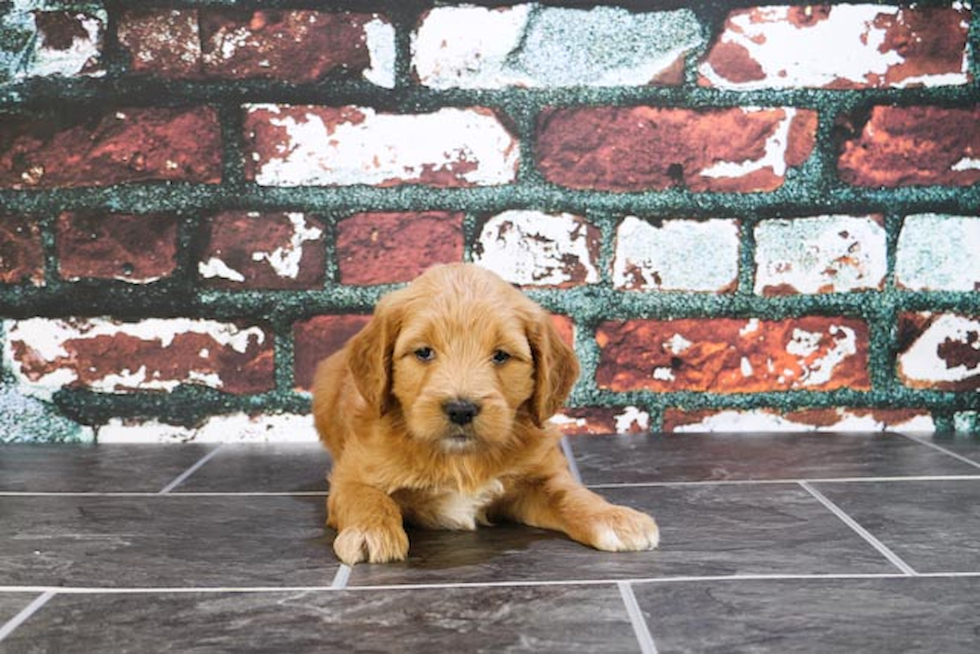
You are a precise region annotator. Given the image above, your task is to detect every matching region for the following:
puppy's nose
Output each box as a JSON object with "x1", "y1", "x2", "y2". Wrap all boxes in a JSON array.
[{"x1": 443, "y1": 400, "x2": 480, "y2": 426}]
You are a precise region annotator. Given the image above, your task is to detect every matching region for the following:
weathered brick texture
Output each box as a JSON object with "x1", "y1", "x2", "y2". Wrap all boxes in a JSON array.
[
  {"x1": 0, "y1": 107, "x2": 222, "y2": 188},
  {"x1": 0, "y1": 215, "x2": 44, "y2": 286},
  {"x1": 199, "y1": 212, "x2": 325, "y2": 290},
  {"x1": 700, "y1": 5, "x2": 971, "y2": 89},
  {"x1": 5, "y1": 318, "x2": 274, "y2": 396},
  {"x1": 838, "y1": 106, "x2": 980, "y2": 187},
  {"x1": 596, "y1": 317, "x2": 870, "y2": 393},
  {"x1": 536, "y1": 106, "x2": 817, "y2": 192},
  {"x1": 57, "y1": 213, "x2": 179, "y2": 284},
  {"x1": 118, "y1": 9, "x2": 394, "y2": 86},
  {"x1": 244, "y1": 105, "x2": 518, "y2": 187},
  {"x1": 0, "y1": 1, "x2": 978, "y2": 441},
  {"x1": 336, "y1": 212, "x2": 464, "y2": 285}
]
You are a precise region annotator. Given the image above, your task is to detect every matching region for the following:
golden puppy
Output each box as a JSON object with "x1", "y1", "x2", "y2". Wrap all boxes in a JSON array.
[{"x1": 313, "y1": 263, "x2": 659, "y2": 564}]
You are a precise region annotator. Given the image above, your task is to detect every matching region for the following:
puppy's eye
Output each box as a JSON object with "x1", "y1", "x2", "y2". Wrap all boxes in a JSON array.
[
  {"x1": 414, "y1": 347, "x2": 435, "y2": 362},
  {"x1": 491, "y1": 350, "x2": 511, "y2": 365}
]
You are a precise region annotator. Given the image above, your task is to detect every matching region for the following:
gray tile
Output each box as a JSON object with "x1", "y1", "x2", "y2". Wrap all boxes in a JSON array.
[
  {"x1": 569, "y1": 432, "x2": 978, "y2": 486},
  {"x1": 632, "y1": 576, "x2": 980, "y2": 653},
  {"x1": 908, "y1": 434, "x2": 980, "y2": 468},
  {"x1": 346, "y1": 484, "x2": 897, "y2": 587},
  {"x1": 0, "y1": 495, "x2": 337, "y2": 588},
  {"x1": 812, "y1": 479, "x2": 980, "y2": 573},
  {"x1": 173, "y1": 443, "x2": 331, "y2": 493},
  {"x1": 0, "y1": 586, "x2": 639, "y2": 654},
  {"x1": 0, "y1": 444, "x2": 214, "y2": 493}
]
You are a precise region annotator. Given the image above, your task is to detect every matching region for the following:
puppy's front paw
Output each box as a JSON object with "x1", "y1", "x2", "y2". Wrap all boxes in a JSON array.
[
  {"x1": 333, "y1": 525, "x2": 409, "y2": 565},
  {"x1": 587, "y1": 505, "x2": 659, "y2": 552}
]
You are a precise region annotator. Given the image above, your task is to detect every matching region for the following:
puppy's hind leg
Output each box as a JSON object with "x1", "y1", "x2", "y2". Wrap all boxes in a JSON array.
[{"x1": 327, "y1": 481, "x2": 409, "y2": 565}]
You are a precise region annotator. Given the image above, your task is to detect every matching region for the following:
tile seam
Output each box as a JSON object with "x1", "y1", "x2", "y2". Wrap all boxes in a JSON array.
[
  {"x1": 157, "y1": 445, "x2": 224, "y2": 494},
  {"x1": 798, "y1": 481, "x2": 918, "y2": 576},
  {"x1": 896, "y1": 433, "x2": 980, "y2": 471},
  {"x1": 5, "y1": 572, "x2": 980, "y2": 596},
  {"x1": 617, "y1": 581, "x2": 658, "y2": 654},
  {"x1": 3, "y1": 474, "x2": 977, "y2": 497},
  {"x1": 560, "y1": 436, "x2": 583, "y2": 484},
  {"x1": 0, "y1": 590, "x2": 56, "y2": 644}
]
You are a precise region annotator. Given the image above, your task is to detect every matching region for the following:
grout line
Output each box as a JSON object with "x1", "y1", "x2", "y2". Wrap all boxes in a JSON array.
[
  {"x1": 2, "y1": 475, "x2": 976, "y2": 498},
  {"x1": 6, "y1": 572, "x2": 979, "y2": 596},
  {"x1": 560, "y1": 436, "x2": 583, "y2": 484},
  {"x1": 798, "y1": 481, "x2": 918, "y2": 576},
  {"x1": 330, "y1": 565, "x2": 352, "y2": 590},
  {"x1": 897, "y1": 433, "x2": 980, "y2": 471},
  {"x1": 588, "y1": 474, "x2": 980, "y2": 489},
  {"x1": 618, "y1": 581, "x2": 658, "y2": 654},
  {"x1": 0, "y1": 591, "x2": 55, "y2": 643},
  {"x1": 158, "y1": 446, "x2": 225, "y2": 494},
  {"x1": 0, "y1": 491, "x2": 330, "y2": 497}
]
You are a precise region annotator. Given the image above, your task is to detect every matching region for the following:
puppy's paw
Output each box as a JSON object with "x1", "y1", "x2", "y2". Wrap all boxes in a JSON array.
[
  {"x1": 586, "y1": 505, "x2": 660, "y2": 552},
  {"x1": 333, "y1": 525, "x2": 409, "y2": 565}
]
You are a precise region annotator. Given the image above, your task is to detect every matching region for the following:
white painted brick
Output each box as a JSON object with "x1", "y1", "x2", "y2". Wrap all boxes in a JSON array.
[
  {"x1": 613, "y1": 217, "x2": 739, "y2": 292},
  {"x1": 754, "y1": 215, "x2": 886, "y2": 295},
  {"x1": 413, "y1": 4, "x2": 703, "y2": 88},
  {"x1": 670, "y1": 408, "x2": 935, "y2": 433},
  {"x1": 3, "y1": 318, "x2": 271, "y2": 398},
  {"x1": 246, "y1": 105, "x2": 518, "y2": 187},
  {"x1": 896, "y1": 214, "x2": 980, "y2": 291},
  {"x1": 474, "y1": 211, "x2": 599, "y2": 286},
  {"x1": 97, "y1": 413, "x2": 317, "y2": 444},
  {"x1": 1, "y1": 3, "x2": 106, "y2": 81},
  {"x1": 699, "y1": 4, "x2": 970, "y2": 90},
  {"x1": 898, "y1": 313, "x2": 980, "y2": 390}
]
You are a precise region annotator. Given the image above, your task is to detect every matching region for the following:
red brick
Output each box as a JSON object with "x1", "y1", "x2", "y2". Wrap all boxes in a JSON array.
[
  {"x1": 200, "y1": 212, "x2": 325, "y2": 290},
  {"x1": 118, "y1": 9, "x2": 388, "y2": 83},
  {"x1": 699, "y1": 5, "x2": 970, "y2": 90},
  {"x1": 118, "y1": 9, "x2": 202, "y2": 78},
  {"x1": 293, "y1": 315, "x2": 370, "y2": 390},
  {"x1": 550, "y1": 314, "x2": 576, "y2": 350},
  {"x1": 336, "y1": 212, "x2": 464, "y2": 285},
  {"x1": 200, "y1": 10, "x2": 377, "y2": 83},
  {"x1": 57, "y1": 213, "x2": 178, "y2": 283},
  {"x1": 6, "y1": 318, "x2": 274, "y2": 395},
  {"x1": 0, "y1": 108, "x2": 222, "y2": 189},
  {"x1": 596, "y1": 317, "x2": 869, "y2": 393},
  {"x1": 0, "y1": 216, "x2": 44, "y2": 286},
  {"x1": 838, "y1": 106, "x2": 980, "y2": 187},
  {"x1": 536, "y1": 106, "x2": 816, "y2": 192}
]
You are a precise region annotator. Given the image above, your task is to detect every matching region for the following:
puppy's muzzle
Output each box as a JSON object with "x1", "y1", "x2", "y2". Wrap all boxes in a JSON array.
[{"x1": 443, "y1": 399, "x2": 481, "y2": 426}]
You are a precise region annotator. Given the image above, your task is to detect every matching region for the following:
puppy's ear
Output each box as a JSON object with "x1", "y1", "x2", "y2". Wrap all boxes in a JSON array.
[
  {"x1": 526, "y1": 309, "x2": 580, "y2": 426},
  {"x1": 347, "y1": 294, "x2": 402, "y2": 417}
]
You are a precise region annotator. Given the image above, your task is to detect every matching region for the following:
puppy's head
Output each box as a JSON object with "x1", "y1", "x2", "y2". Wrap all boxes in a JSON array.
[{"x1": 347, "y1": 264, "x2": 579, "y2": 453}]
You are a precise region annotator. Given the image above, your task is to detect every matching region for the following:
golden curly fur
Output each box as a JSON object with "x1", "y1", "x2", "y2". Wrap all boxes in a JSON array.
[{"x1": 313, "y1": 263, "x2": 659, "y2": 564}]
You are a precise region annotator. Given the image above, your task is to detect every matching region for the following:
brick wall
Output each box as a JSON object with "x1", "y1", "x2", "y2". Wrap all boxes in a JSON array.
[{"x1": 1, "y1": 1, "x2": 978, "y2": 442}]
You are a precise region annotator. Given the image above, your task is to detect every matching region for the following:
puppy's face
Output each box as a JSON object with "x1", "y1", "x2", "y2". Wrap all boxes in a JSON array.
[
  {"x1": 391, "y1": 303, "x2": 535, "y2": 452},
  {"x1": 347, "y1": 264, "x2": 579, "y2": 454}
]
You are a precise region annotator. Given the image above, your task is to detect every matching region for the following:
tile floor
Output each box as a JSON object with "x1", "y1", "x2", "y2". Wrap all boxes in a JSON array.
[{"x1": 1, "y1": 432, "x2": 979, "y2": 652}]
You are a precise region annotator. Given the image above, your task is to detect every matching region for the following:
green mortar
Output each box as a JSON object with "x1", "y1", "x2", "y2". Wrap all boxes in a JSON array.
[{"x1": 1, "y1": 1, "x2": 979, "y2": 441}]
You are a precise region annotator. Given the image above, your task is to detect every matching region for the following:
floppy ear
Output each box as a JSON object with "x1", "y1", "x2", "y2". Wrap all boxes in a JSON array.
[
  {"x1": 346, "y1": 294, "x2": 402, "y2": 417},
  {"x1": 526, "y1": 308, "x2": 580, "y2": 427}
]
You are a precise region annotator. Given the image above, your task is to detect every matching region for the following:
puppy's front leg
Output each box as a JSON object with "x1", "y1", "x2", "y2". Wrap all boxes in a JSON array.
[
  {"x1": 501, "y1": 469, "x2": 659, "y2": 552},
  {"x1": 327, "y1": 481, "x2": 409, "y2": 565}
]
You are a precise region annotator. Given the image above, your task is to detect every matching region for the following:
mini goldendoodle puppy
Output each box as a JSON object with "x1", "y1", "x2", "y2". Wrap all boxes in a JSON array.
[{"x1": 313, "y1": 263, "x2": 659, "y2": 565}]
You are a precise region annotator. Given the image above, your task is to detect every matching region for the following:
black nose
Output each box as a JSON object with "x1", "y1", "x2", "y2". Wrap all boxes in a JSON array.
[{"x1": 443, "y1": 400, "x2": 480, "y2": 426}]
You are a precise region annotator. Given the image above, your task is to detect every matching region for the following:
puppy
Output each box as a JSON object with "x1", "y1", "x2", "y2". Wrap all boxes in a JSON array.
[{"x1": 313, "y1": 263, "x2": 659, "y2": 564}]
